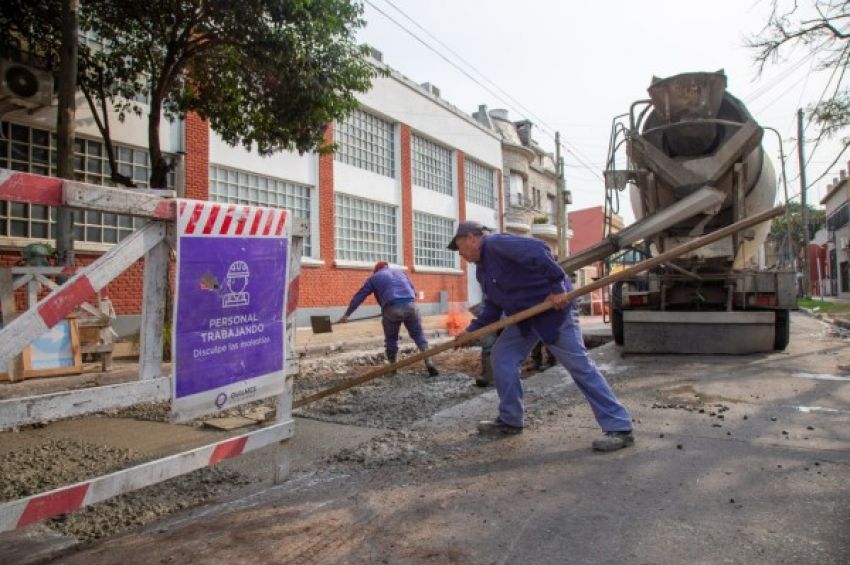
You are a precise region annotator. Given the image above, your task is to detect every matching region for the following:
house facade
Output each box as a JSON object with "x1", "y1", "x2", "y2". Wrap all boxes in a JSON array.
[
  {"x1": 820, "y1": 168, "x2": 850, "y2": 299},
  {"x1": 567, "y1": 205, "x2": 624, "y2": 315},
  {"x1": 471, "y1": 107, "x2": 569, "y2": 259},
  {"x1": 0, "y1": 54, "x2": 503, "y2": 332}
]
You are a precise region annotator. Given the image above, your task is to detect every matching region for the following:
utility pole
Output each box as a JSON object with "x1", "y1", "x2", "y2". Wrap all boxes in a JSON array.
[
  {"x1": 55, "y1": 0, "x2": 78, "y2": 271},
  {"x1": 797, "y1": 108, "x2": 810, "y2": 297},
  {"x1": 763, "y1": 126, "x2": 794, "y2": 267},
  {"x1": 555, "y1": 132, "x2": 565, "y2": 259}
]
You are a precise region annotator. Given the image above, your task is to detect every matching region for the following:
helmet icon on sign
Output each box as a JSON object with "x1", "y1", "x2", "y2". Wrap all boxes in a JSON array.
[{"x1": 221, "y1": 260, "x2": 250, "y2": 308}]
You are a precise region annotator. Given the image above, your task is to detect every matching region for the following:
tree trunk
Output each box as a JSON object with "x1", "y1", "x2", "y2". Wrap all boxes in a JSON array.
[
  {"x1": 147, "y1": 94, "x2": 169, "y2": 189},
  {"x1": 55, "y1": 0, "x2": 78, "y2": 269}
]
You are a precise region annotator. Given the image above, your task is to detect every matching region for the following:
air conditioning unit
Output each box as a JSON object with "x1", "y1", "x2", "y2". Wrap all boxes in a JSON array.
[{"x1": 0, "y1": 60, "x2": 54, "y2": 108}]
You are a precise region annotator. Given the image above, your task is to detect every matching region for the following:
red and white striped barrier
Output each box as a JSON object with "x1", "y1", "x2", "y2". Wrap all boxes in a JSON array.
[
  {"x1": 177, "y1": 200, "x2": 289, "y2": 237},
  {"x1": 0, "y1": 168, "x2": 175, "y2": 221},
  {"x1": 0, "y1": 419, "x2": 294, "y2": 533},
  {"x1": 0, "y1": 167, "x2": 304, "y2": 533}
]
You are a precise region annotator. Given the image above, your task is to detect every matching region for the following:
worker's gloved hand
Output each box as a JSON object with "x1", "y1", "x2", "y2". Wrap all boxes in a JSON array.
[
  {"x1": 337, "y1": 315, "x2": 349, "y2": 324},
  {"x1": 546, "y1": 292, "x2": 570, "y2": 311}
]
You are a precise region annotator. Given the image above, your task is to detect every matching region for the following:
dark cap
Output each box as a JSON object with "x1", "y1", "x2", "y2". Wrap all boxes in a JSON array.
[{"x1": 447, "y1": 220, "x2": 490, "y2": 250}]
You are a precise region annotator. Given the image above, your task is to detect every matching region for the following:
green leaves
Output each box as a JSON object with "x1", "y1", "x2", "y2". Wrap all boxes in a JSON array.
[{"x1": 3, "y1": 0, "x2": 375, "y2": 187}]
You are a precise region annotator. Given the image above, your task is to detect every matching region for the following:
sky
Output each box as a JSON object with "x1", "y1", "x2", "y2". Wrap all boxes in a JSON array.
[{"x1": 356, "y1": 0, "x2": 846, "y2": 223}]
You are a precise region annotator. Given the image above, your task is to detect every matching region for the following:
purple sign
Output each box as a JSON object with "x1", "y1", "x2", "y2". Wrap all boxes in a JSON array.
[{"x1": 174, "y1": 236, "x2": 287, "y2": 399}]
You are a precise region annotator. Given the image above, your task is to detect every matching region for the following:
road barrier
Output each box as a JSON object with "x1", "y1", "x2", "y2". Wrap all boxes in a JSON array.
[{"x1": 0, "y1": 168, "x2": 305, "y2": 533}]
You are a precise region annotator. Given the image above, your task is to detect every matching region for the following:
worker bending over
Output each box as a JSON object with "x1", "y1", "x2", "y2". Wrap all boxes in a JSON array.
[
  {"x1": 448, "y1": 221, "x2": 633, "y2": 451},
  {"x1": 340, "y1": 261, "x2": 439, "y2": 377}
]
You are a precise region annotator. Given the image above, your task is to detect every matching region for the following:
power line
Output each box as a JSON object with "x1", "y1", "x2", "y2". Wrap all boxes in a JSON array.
[{"x1": 364, "y1": 0, "x2": 604, "y2": 180}]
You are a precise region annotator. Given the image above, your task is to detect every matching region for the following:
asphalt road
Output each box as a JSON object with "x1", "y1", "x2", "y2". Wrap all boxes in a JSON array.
[{"x1": 30, "y1": 312, "x2": 850, "y2": 564}]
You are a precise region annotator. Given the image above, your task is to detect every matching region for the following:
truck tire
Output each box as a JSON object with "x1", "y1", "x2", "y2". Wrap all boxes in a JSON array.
[
  {"x1": 774, "y1": 309, "x2": 790, "y2": 351},
  {"x1": 611, "y1": 308, "x2": 624, "y2": 346},
  {"x1": 611, "y1": 281, "x2": 624, "y2": 345}
]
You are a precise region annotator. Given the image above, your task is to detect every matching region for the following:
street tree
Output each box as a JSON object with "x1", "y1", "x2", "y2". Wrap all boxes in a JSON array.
[
  {"x1": 1, "y1": 0, "x2": 376, "y2": 188},
  {"x1": 748, "y1": 1, "x2": 850, "y2": 140},
  {"x1": 770, "y1": 201, "x2": 826, "y2": 255}
]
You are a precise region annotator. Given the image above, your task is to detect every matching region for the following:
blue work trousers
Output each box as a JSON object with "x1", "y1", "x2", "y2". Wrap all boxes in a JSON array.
[
  {"x1": 382, "y1": 302, "x2": 428, "y2": 358},
  {"x1": 490, "y1": 307, "x2": 631, "y2": 431}
]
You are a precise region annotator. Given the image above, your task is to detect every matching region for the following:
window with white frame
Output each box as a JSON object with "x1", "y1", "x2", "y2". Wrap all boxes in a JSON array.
[
  {"x1": 0, "y1": 121, "x2": 171, "y2": 244},
  {"x1": 209, "y1": 165, "x2": 313, "y2": 256},
  {"x1": 414, "y1": 211, "x2": 455, "y2": 268},
  {"x1": 465, "y1": 158, "x2": 495, "y2": 208},
  {"x1": 412, "y1": 134, "x2": 452, "y2": 195},
  {"x1": 334, "y1": 108, "x2": 394, "y2": 177},
  {"x1": 335, "y1": 193, "x2": 397, "y2": 263}
]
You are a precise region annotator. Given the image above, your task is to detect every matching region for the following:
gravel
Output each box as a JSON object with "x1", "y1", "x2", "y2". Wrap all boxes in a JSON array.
[
  {"x1": 0, "y1": 439, "x2": 133, "y2": 503},
  {"x1": 1, "y1": 345, "x2": 492, "y2": 544}
]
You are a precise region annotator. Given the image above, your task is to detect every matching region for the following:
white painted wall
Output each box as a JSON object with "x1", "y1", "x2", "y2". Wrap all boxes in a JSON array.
[
  {"x1": 466, "y1": 202, "x2": 499, "y2": 231},
  {"x1": 209, "y1": 133, "x2": 316, "y2": 187},
  {"x1": 334, "y1": 162, "x2": 399, "y2": 205},
  {"x1": 411, "y1": 186, "x2": 454, "y2": 217}
]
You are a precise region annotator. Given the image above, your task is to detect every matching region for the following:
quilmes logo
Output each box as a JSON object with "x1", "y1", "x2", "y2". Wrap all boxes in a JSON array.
[{"x1": 213, "y1": 386, "x2": 258, "y2": 409}]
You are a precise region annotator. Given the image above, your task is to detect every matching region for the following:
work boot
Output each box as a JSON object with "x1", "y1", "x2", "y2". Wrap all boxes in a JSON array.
[
  {"x1": 591, "y1": 431, "x2": 635, "y2": 452},
  {"x1": 419, "y1": 346, "x2": 439, "y2": 377},
  {"x1": 424, "y1": 357, "x2": 439, "y2": 377},
  {"x1": 477, "y1": 419, "x2": 523, "y2": 436},
  {"x1": 387, "y1": 353, "x2": 397, "y2": 376}
]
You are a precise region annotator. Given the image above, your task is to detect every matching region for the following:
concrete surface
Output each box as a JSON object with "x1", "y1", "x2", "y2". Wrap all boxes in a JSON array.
[{"x1": 21, "y1": 311, "x2": 848, "y2": 565}]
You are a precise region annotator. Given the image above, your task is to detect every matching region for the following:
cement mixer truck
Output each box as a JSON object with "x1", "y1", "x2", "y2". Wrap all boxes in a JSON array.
[{"x1": 561, "y1": 71, "x2": 796, "y2": 354}]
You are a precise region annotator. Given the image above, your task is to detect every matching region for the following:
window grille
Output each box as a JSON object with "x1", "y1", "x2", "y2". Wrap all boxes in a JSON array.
[
  {"x1": 413, "y1": 211, "x2": 455, "y2": 268},
  {"x1": 209, "y1": 165, "x2": 312, "y2": 256},
  {"x1": 412, "y1": 134, "x2": 452, "y2": 195},
  {"x1": 827, "y1": 203, "x2": 849, "y2": 232},
  {"x1": 465, "y1": 158, "x2": 495, "y2": 208},
  {"x1": 0, "y1": 121, "x2": 172, "y2": 244},
  {"x1": 334, "y1": 109, "x2": 395, "y2": 177},
  {"x1": 334, "y1": 193, "x2": 397, "y2": 263}
]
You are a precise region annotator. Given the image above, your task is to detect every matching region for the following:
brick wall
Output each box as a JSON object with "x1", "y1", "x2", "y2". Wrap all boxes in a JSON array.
[
  {"x1": 184, "y1": 112, "x2": 209, "y2": 200},
  {"x1": 318, "y1": 124, "x2": 335, "y2": 266},
  {"x1": 0, "y1": 252, "x2": 144, "y2": 314}
]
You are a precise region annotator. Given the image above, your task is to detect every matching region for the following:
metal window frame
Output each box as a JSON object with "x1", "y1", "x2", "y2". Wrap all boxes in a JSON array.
[
  {"x1": 334, "y1": 109, "x2": 395, "y2": 178},
  {"x1": 413, "y1": 210, "x2": 455, "y2": 268},
  {"x1": 464, "y1": 157, "x2": 495, "y2": 208},
  {"x1": 412, "y1": 134, "x2": 452, "y2": 195},
  {"x1": 0, "y1": 121, "x2": 171, "y2": 245},
  {"x1": 334, "y1": 193, "x2": 398, "y2": 263}
]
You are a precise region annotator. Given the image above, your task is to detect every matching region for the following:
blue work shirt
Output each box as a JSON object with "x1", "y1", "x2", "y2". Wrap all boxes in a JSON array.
[
  {"x1": 466, "y1": 234, "x2": 570, "y2": 344},
  {"x1": 344, "y1": 268, "x2": 416, "y2": 317}
]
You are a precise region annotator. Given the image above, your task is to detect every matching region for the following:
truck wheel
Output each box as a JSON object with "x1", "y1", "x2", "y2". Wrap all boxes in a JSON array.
[
  {"x1": 611, "y1": 308, "x2": 624, "y2": 345},
  {"x1": 774, "y1": 310, "x2": 790, "y2": 351},
  {"x1": 610, "y1": 282, "x2": 624, "y2": 345}
]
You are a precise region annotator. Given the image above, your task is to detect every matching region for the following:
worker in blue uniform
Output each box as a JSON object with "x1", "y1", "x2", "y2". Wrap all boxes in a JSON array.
[
  {"x1": 339, "y1": 261, "x2": 439, "y2": 376},
  {"x1": 448, "y1": 221, "x2": 633, "y2": 451}
]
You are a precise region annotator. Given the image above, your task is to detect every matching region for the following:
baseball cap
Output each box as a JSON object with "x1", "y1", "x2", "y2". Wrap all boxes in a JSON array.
[{"x1": 447, "y1": 220, "x2": 490, "y2": 250}]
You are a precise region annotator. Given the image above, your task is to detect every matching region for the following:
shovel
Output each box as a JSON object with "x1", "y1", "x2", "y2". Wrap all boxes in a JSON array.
[{"x1": 310, "y1": 313, "x2": 384, "y2": 334}]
